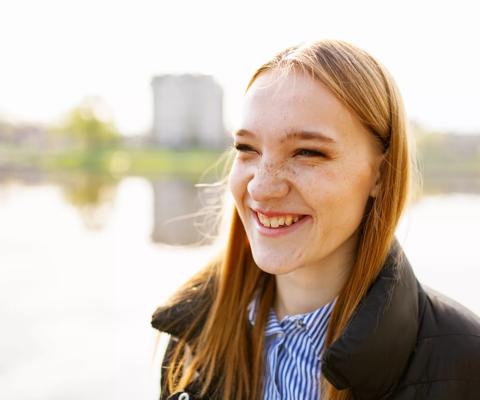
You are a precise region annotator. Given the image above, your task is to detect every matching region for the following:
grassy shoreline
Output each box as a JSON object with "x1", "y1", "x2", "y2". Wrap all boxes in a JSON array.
[{"x1": 0, "y1": 146, "x2": 231, "y2": 180}]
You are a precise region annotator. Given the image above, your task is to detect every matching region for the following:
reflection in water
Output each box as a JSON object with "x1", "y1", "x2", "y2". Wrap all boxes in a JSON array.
[
  {"x1": 0, "y1": 167, "x2": 119, "y2": 231},
  {"x1": 151, "y1": 178, "x2": 199, "y2": 245},
  {"x1": 150, "y1": 177, "x2": 225, "y2": 246},
  {"x1": 59, "y1": 173, "x2": 118, "y2": 230},
  {"x1": 0, "y1": 166, "x2": 46, "y2": 187}
]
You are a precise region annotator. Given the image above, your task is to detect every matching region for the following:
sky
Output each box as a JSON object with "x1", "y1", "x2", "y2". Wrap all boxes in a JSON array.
[{"x1": 1, "y1": 0, "x2": 479, "y2": 135}]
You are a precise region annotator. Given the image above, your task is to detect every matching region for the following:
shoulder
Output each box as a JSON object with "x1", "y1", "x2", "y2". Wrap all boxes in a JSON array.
[
  {"x1": 151, "y1": 273, "x2": 216, "y2": 340},
  {"x1": 398, "y1": 285, "x2": 480, "y2": 393},
  {"x1": 420, "y1": 285, "x2": 480, "y2": 338},
  {"x1": 419, "y1": 286, "x2": 480, "y2": 370}
]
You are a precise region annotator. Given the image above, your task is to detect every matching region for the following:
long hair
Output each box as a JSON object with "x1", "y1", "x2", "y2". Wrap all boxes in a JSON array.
[{"x1": 164, "y1": 39, "x2": 413, "y2": 400}]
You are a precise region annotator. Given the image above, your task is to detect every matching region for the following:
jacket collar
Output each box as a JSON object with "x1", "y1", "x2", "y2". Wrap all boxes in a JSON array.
[
  {"x1": 151, "y1": 281, "x2": 213, "y2": 341},
  {"x1": 321, "y1": 240, "x2": 421, "y2": 399}
]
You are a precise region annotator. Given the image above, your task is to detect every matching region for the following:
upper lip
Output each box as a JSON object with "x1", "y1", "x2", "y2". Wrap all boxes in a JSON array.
[{"x1": 251, "y1": 208, "x2": 307, "y2": 218}]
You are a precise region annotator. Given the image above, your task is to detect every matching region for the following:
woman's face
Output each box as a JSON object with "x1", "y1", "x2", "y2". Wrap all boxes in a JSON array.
[{"x1": 229, "y1": 69, "x2": 384, "y2": 275}]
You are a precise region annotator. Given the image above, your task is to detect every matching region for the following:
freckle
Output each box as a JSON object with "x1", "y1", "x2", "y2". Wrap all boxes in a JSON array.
[{"x1": 264, "y1": 160, "x2": 294, "y2": 178}]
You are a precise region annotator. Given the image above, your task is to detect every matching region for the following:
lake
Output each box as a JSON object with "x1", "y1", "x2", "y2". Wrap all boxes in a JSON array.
[{"x1": 0, "y1": 177, "x2": 479, "y2": 399}]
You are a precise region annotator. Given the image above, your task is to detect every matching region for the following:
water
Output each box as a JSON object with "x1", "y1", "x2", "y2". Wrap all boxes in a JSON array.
[{"x1": 0, "y1": 178, "x2": 479, "y2": 399}]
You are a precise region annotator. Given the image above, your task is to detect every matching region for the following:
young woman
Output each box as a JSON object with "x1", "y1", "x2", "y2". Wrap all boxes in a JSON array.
[{"x1": 151, "y1": 40, "x2": 480, "y2": 400}]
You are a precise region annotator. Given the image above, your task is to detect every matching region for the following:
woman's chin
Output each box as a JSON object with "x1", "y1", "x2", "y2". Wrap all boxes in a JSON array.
[{"x1": 251, "y1": 254, "x2": 301, "y2": 276}]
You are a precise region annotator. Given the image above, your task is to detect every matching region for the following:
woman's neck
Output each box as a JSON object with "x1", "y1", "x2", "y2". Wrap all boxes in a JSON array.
[{"x1": 273, "y1": 239, "x2": 356, "y2": 320}]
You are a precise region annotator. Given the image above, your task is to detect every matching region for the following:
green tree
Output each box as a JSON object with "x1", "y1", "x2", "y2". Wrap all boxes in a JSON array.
[{"x1": 57, "y1": 97, "x2": 120, "y2": 150}]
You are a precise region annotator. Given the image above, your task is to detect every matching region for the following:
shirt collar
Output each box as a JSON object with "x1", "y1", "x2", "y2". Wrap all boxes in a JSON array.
[{"x1": 248, "y1": 294, "x2": 336, "y2": 352}]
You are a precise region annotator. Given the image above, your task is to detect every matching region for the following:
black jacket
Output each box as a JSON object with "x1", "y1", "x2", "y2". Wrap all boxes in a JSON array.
[{"x1": 151, "y1": 242, "x2": 480, "y2": 399}]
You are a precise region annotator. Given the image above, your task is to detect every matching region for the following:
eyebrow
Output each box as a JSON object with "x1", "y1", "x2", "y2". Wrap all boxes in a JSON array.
[{"x1": 233, "y1": 129, "x2": 336, "y2": 144}]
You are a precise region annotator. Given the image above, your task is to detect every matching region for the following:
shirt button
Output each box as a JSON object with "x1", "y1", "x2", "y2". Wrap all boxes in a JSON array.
[{"x1": 295, "y1": 319, "x2": 306, "y2": 328}]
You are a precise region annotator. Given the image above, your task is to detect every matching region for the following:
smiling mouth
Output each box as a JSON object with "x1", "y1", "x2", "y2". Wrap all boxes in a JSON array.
[{"x1": 253, "y1": 210, "x2": 308, "y2": 229}]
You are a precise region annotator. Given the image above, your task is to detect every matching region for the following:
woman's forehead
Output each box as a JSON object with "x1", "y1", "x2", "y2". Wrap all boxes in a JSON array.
[
  {"x1": 244, "y1": 69, "x2": 323, "y2": 105},
  {"x1": 239, "y1": 70, "x2": 358, "y2": 144}
]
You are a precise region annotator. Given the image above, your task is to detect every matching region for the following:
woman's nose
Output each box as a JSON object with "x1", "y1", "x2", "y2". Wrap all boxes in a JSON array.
[{"x1": 247, "y1": 163, "x2": 290, "y2": 201}]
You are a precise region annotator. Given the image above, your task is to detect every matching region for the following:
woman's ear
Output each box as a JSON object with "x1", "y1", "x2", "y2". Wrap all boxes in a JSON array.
[{"x1": 369, "y1": 154, "x2": 385, "y2": 198}]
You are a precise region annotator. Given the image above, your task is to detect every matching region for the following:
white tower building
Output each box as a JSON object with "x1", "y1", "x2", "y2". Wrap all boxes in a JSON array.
[{"x1": 151, "y1": 74, "x2": 226, "y2": 148}]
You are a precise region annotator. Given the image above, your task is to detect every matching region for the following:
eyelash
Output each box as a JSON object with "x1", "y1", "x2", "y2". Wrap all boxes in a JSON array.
[{"x1": 234, "y1": 144, "x2": 327, "y2": 158}]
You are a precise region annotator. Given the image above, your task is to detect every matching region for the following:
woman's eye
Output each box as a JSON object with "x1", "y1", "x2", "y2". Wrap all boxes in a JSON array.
[
  {"x1": 234, "y1": 143, "x2": 256, "y2": 153},
  {"x1": 295, "y1": 149, "x2": 326, "y2": 158},
  {"x1": 233, "y1": 144, "x2": 326, "y2": 158}
]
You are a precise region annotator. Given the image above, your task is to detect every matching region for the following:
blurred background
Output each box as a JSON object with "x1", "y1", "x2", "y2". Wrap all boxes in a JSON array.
[{"x1": 1, "y1": 0, "x2": 479, "y2": 399}]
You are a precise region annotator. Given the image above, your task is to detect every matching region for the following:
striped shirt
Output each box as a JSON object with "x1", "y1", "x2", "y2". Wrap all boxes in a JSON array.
[{"x1": 248, "y1": 297, "x2": 336, "y2": 400}]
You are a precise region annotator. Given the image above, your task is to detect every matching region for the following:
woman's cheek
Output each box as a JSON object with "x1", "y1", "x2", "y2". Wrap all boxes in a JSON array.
[{"x1": 229, "y1": 163, "x2": 250, "y2": 201}]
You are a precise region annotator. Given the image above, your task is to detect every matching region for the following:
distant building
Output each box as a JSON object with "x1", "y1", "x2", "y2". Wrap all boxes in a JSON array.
[{"x1": 151, "y1": 74, "x2": 226, "y2": 148}]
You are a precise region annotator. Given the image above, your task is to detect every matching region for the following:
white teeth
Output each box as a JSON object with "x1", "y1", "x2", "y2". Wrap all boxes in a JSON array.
[
  {"x1": 256, "y1": 212, "x2": 303, "y2": 228},
  {"x1": 258, "y1": 213, "x2": 270, "y2": 227}
]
